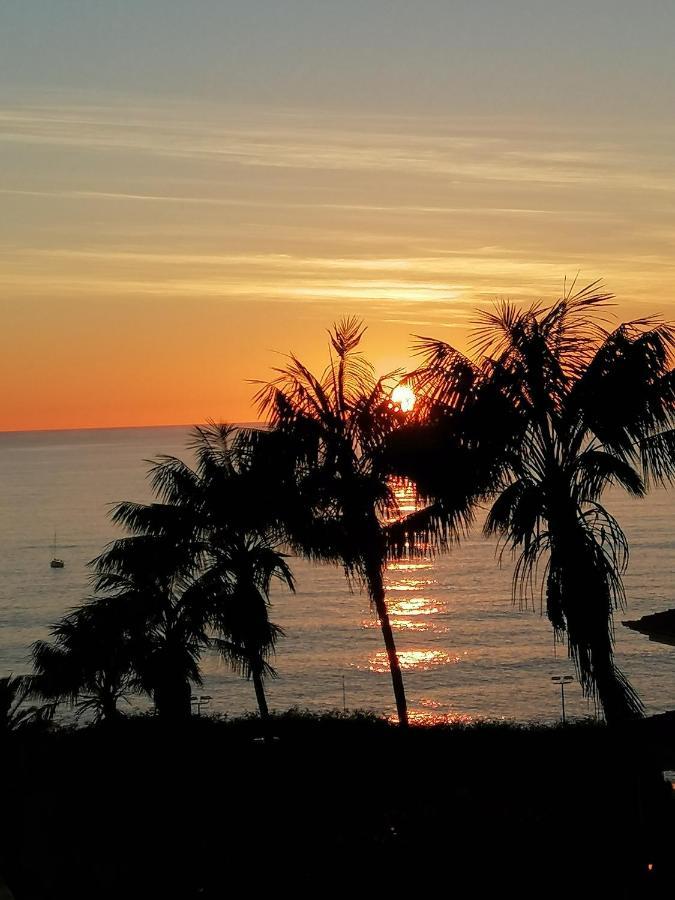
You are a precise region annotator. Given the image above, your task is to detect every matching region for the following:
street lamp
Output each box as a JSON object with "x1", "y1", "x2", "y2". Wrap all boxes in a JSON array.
[
  {"x1": 191, "y1": 694, "x2": 212, "y2": 716},
  {"x1": 662, "y1": 770, "x2": 675, "y2": 797},
  {"x1": 550, "y1": 675, "x2": 574, "y2": 724}
]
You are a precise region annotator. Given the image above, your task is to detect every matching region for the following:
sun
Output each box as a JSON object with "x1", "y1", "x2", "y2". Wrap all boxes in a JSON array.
[{"x1": 389, "y1": 384, "x2": 416, "y2": 413}]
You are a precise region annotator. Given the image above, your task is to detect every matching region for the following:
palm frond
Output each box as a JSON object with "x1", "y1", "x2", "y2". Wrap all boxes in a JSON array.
[
  {"x1": 640, "y1": 427, "x2": 675, "y2": 487},
  {"x1": 572, "y1": 450, "x2": 645, "y2": 501},
  {"x1": 385, "y1": 499, "x2": 470, "y2": 558}
]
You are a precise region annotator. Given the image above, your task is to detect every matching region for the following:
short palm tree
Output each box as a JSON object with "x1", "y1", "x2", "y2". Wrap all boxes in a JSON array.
[
  {"x1": 31, "y1": 599, "x2": 137, "y2": 722},
  {"x1": 0, "y1": 675, "x2": 54, "y2": 734},
  {"x1": 254, "y1": 317, "x2": 414, "y2": 726},
  {"x1": 92, "y1": 526, "x2": 212, "y2": 722},
  {"x1": 144, "y1": 423, "x2": 293, "y2": 721},
  {"x1": 209, "y1": 539, "x2": 290, "y2": 722},
  {"x1": 397, "y1": 284, "x2": 675, "y2": 723}
]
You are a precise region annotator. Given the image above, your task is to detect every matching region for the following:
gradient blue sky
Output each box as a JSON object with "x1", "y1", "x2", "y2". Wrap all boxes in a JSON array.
[{"x1": 2, "y1": 1, "x2": 674, "y2": 428}]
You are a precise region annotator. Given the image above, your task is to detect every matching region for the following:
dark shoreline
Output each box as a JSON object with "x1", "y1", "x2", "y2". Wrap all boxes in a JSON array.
[{"x1": 3, "y1": 711, "x2": 675, "y2": 899}]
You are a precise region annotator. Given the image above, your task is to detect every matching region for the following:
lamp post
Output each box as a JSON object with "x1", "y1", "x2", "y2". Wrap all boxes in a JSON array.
[
  {"x1": 550, "y1": 675, "x2": 574, "y2": 724},
  {"x1": 191, "y1": 694, "x2": 212, "y2": 716}
]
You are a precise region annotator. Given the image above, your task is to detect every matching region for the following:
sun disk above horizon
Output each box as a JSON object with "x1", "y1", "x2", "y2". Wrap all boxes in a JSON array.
[{"x1": 389, "y1": 384, "x2": 416, "y2": 413}]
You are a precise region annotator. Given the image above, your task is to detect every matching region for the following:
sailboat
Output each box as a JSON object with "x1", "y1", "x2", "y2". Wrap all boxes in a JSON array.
[{"x1": 50, "y1": 532, "x2": 65, "y2": 569}]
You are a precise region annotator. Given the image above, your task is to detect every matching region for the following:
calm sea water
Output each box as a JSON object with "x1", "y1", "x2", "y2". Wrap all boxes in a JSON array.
[{"x1": 0, "y1": 426, "x2": 673, "y2": 723}]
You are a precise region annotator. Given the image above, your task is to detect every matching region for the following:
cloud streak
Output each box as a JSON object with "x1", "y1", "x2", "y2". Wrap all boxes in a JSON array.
[{"x1": 3, "y1": 100, "x2": 675, "y2": 194}]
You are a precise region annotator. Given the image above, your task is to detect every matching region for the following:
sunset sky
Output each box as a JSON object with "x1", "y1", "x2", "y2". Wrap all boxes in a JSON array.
[{"x1": 2, "y1": 1, "x2": 675, "y2": 431}]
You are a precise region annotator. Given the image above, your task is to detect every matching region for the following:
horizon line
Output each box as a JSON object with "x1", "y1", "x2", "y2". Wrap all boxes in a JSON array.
[{"x1": 0, "y1": 421, "x2": 263, "y2": 436}]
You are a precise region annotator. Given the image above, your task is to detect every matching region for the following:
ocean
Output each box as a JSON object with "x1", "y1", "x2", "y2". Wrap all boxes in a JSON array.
[{"x1": 0, "y1": 425, "x2": 672, "y2": 723}]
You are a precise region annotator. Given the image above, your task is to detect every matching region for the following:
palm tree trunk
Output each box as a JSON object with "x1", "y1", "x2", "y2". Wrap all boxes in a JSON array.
[
  {"x1": 154, "y1": 674, "x2": 192, "y2": 722},
  {"x1": 549, "y1": 530, "x2": 643, "y2": 726},
  {"x1": 252, "y1": 666, "x2": 270, "y2": 721},
  {"x1": 367, "y1": 560, "x2": 409, "y2": 728},
  {"x1": 100, "y1": 692, "x2": 119, "y2": 724},
  {"x1": 592, "y1": 658, "x2": 642, "y2": 725},
  {"x1": 251, "y1": 660, "x2": 275, "y2": 745}
]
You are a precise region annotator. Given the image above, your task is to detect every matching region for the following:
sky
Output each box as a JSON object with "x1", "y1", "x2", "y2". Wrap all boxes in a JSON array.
[{"x1": 2, "y1": 1, "x2": 675, "y2": 430}]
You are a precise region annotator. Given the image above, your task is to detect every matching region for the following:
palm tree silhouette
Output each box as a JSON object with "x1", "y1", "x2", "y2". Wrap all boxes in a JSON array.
[
  {"x1": 209, "y1": 542, "x2": 288, "y2": 723},
  {"x1": 144, "y1": 423, "x2": 293, "y2": 722},
  {"x1": 0, "y1": 675, "x2": 55, "y2": 734},
  {"x1": 36, "y1": 424, "x2": 291, "y2": 725},
  {"x1": 31, "y1": 600, "x2": 137, "y2": 722},
  {"x1": 92, "y1": 527, "x2": 211, "y2": 722},
  {"x1": 396, "y1": 284, "x2": 675, "y2": 723},
  {"x1": 255, "y1": 317, "x2": 412, "y2": 726}
]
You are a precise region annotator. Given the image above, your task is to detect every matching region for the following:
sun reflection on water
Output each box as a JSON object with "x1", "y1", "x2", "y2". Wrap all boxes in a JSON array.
[
  {"x1": 387, "y1": 562, "x2": 432, "y2": 572},
  {"x1": 386, "y1": 697, "x2": 475, "y2": 726},
  {"x1": 390, "y1": 477, "x2": 418, "y2": 514},
  {"x1": 356, "y1": 481, "x2": 461, "y2": 684},
  {"x1": 360, "y1": 616, "x2": 447, "y2": 632},
  {"x1": 405, "y1": 710, "x2": 475, "y2": 726},
  {"x1": 388, "y1": 596, "x2": 440, "y2": 616},
  {"x1": 386, "y1": 579, "x2": 433, "y2": 591},
  {"x1": 365, "y1": 649, "x2": 458, "y2": 672},
  {"x1": 390, "y1": 617, "x2": 447, "y2": 632}
]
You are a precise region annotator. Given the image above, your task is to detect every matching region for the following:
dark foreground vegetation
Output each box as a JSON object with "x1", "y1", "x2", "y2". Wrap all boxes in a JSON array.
[{"x1": 3, "y1": 712, "x2": 675, "y2": 900}]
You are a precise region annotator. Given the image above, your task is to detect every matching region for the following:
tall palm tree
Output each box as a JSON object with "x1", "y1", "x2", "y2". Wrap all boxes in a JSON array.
[
  {"x1": 395, "y1": 284, "x2": 675, "y2": 723},
  {"x1": 144, "y1": 423, "x2": 293, "y2": 721},
  {"x1": 31, "y1": 599, "x2": 137, "y2": 722},
  {"x1": 254, "y1": 317, "x2": 414, "y2": 727}
]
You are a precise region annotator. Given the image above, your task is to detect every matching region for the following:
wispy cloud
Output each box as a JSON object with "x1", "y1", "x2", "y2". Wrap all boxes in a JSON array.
[
  {"x1": 0, "y1": 188, "x2": 615, "y2": 220},
  {"x1": 3, "y1": 100, "x2": 675, "y2": 194},
  {"x1": 3, "y1": 92, "x2": 675, "y2": 327}
]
